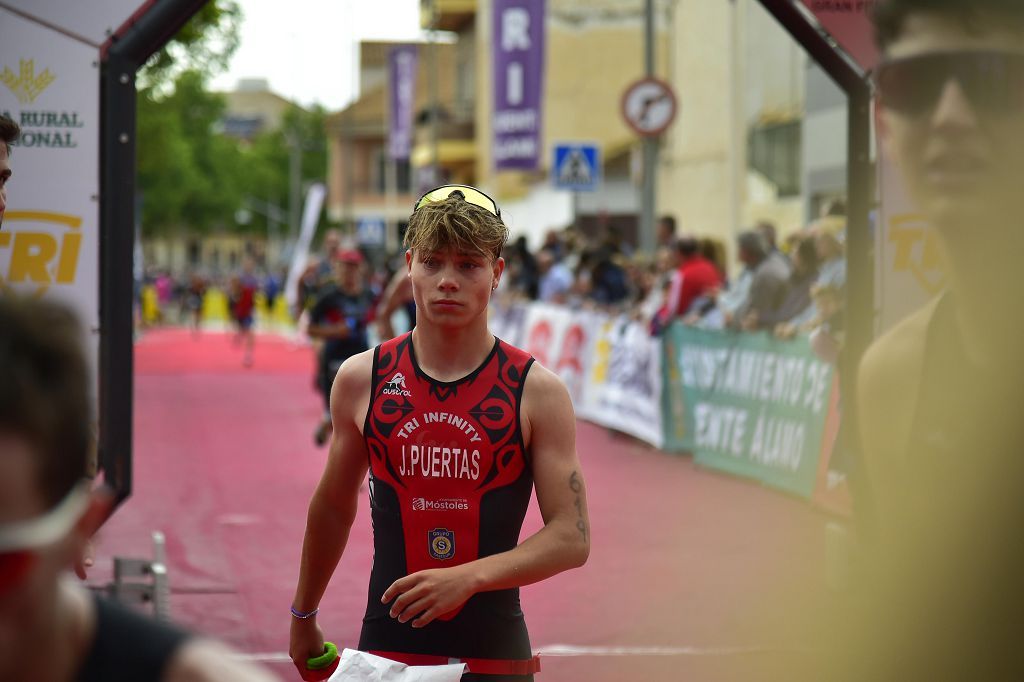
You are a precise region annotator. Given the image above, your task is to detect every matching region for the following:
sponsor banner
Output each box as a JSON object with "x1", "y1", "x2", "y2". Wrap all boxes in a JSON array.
[
  {"x1": 1, "y1": 9, "x2": 100, "y2": 366},
  {"x1": 669, "y1": 325, "x2": 834, "y2": 499},
  {"x1": 811, "y1": 378, "x2": 851, "y2": 516},
  {"x1": 662, "y1": 321, "x2": 693, "y2": 453},
  {"x1": 552, "y1": 310, "x2": 602, "y2": 404},
  {"x1": 875, "y1": 150, "x2": 944, "y2": 334},
  {"x1": 521, "y1": 301, "x2": 572, "y2": 368},
  {"x1": 4, "y1": 1, "x2": 148, "y2": 48},
  {"x1": 577, "y1": 316, "x2": 664, "y2": 448},
  {"x1": 388, "y1": 45, "x2": 417, "y2": 161},
  {"x1": 492, "y1": 0, "x2": 545, "y2": 170}
]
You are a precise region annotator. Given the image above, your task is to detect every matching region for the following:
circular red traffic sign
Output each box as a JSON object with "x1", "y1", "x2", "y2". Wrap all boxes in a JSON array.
[{"x1": 621, "y1": 76, "x2": 678, "y2": 137}]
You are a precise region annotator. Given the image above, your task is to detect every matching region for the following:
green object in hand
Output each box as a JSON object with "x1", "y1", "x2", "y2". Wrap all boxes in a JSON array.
[{"x1": 307, "y1": 641, "x2": 339, "y2": 670}]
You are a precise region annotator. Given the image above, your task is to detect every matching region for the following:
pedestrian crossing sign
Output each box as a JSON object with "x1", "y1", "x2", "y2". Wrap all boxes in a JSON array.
[{"x1": 552, "y1": 143, "x2": 601, "y2": 192}]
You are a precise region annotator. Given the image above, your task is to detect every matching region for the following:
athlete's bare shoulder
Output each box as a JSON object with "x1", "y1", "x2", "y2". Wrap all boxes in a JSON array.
[{"x1": 521, "y1": 360, "x2": 574, "y2": 446}]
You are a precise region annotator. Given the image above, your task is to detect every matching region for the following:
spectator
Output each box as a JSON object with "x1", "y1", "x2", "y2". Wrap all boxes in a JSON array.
[
  {"x1": 509, "y1": 235, "x2": 540, "y2": 300},
  {"x1": 657, "y1": 215, "x2": 677, "y2": 248},
  {"x1": 765, "y1": 235, "x2": 821, "y2": 336},
  {"x1": 588, "y1": 247, "x2": 630, "y2": 307},
  {"x1": 537, "y1": 248, "x2": 574, "y2": 304},
  {"x1": 732, "y1": 230, "x2": 790, "y2": 331},
  {"x1": 813, "y1": 225, "x2": 846, "y2": 289},
  {"x1": 659, "y1": 236, "x2": 723, "y2": 329}
]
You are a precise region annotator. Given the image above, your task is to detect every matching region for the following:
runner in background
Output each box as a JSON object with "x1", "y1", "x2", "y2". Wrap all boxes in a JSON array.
[
  {"x1": 307, "y1": 248, "x2": 376, "y2": 446},
  {"x1": 228, "y1": 258, "x2": 258, "y2": 368}
]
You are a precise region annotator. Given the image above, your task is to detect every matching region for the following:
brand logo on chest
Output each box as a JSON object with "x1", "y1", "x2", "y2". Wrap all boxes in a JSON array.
[{"x1": 382, "y1": 372, "x2": 412, "y2": 397}]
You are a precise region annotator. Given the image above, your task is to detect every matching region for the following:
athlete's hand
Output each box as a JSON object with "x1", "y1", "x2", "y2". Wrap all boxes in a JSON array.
[
  {"x1": 381, "y1": 565, "x2": 479, "y2": 628},
  {"x1": 289, "y1": 616, "x2": 326, "y2": 674}
]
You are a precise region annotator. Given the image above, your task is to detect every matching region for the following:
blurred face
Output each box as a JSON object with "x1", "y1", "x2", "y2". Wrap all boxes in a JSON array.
[
  {"x1": 406, "y1": 248, "x2": 503, "y2": 329},
  {"x1": 323, "y1": 232, "x2": 341, "y2": 254},
  {"x1": 337, "y1": 261, "x2": 362, "y2": 289},
  {"x1": 0, "y1": 146, "x2": 11, "y2": 229},
  {"x1": 878, "y1": 13, "x2": 1024, "y2": 231}
]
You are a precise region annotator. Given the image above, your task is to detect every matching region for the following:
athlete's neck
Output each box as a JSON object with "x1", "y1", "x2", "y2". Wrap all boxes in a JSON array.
[{"x1": 411, "y1": 323, "x2": 495, "y2": 382}]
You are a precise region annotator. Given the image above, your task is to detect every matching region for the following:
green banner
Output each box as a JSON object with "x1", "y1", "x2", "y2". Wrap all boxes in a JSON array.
[{"x1": 663, "y1": 324, "x2": 834, "y2": 498}]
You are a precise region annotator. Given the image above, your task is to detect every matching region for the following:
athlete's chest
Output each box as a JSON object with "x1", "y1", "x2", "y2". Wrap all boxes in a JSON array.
[{"x1": 367, "y1": 349, "x2": 529, "y2": 494}]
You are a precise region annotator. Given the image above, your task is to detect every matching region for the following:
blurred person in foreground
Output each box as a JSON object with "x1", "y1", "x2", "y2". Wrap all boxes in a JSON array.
[
  {"x1": 809, "y1": 1, "x2": 1024, "y2": 679},
  {"x1": 0, "y1": 114, "x2": 18, "y2": 230},
  {"x1": 0, "y1": 296, "x2": 275, "y2": 682},
  {"x1": 289, "y1": 184, "x2": 590, "y2": 680}
]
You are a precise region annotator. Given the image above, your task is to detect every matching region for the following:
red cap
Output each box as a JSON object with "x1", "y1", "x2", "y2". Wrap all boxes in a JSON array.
[{"x1": 334, "y1": 248, "x2": 364, "y2": 265}]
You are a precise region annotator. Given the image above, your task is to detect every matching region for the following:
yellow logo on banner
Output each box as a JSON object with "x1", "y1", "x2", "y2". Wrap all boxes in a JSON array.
[
  {"x1": 1, "y1": 59, "x2": 56, "y2": 104},
  {"x1": 888, "y1": 213, "x2": 946, "y2": 295},
  {"x1": 1, "y1": 211, "x2": 83, "y2": 297}
]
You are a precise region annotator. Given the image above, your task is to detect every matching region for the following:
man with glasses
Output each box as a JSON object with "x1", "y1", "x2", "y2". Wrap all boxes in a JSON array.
[
  {"x1": 0, "y1": 296, "x2": 275, "y2": 681},
  {"x1": 828, "y1": 1, "x2": 1024, "y2": 679},
  {"x1": 290, "y1": 185, "x2": 591, "y2": 680}
]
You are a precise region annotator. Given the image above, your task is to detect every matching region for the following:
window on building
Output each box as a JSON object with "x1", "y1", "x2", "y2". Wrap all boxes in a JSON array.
[{"x1": 748, "y1": 120, "x2": 802, "y2": 197}]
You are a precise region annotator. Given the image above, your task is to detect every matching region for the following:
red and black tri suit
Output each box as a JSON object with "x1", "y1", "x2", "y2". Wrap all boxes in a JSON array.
[{"x1": 359, "y1": 331, "x2": 537, "y2": 672}]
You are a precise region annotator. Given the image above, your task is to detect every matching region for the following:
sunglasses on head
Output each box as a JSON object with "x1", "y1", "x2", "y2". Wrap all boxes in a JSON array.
[
  {"x1": 0, "y1": 481, "x2": 90, "y2": 598},
  {"x1": 875, "y1": 50, "x2": 1024, "y2": 116},
  {"x1": 414, "y1": 184, "x2": 502, "y2": 219}
]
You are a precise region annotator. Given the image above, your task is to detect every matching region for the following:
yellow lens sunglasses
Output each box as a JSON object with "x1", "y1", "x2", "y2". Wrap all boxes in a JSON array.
[{"x1": 413, "y1": 184, "x2": 502, "y2": 219}]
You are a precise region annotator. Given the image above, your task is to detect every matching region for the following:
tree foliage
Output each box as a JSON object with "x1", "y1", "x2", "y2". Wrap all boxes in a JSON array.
[
  {"x1": 135, "y1": 1, "x2": 329, "y2": 240},
  {"x1": 139, "y1": 1, "x2": 242, "y2": 91}
]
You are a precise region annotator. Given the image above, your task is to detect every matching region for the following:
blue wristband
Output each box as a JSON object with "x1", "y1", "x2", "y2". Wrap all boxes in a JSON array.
[{"x1": 291, "y1": 605, "x2": 319, "y2": 619}]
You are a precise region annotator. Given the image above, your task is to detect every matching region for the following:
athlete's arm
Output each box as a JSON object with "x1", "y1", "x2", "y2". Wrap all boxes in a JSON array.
[
  {"x1": 289, "y1": 351, "x2": 372, "y2": 666},
  {"x1": 383, "y1": 364, "x2": 590, "y2": 628}
]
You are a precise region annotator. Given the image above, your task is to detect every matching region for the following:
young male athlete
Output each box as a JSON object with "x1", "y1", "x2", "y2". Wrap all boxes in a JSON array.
[
  {"x1": 289, "y1": 185, "x2": 591, "y2": 680},
  {"x1": 817, "y1": 2, "x2": 1024, "y2": 679}
]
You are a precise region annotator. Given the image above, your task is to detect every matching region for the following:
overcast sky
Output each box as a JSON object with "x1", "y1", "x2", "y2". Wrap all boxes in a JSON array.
[{"x1": 210, "y1": 0, "x2": 423, "y2": 111}]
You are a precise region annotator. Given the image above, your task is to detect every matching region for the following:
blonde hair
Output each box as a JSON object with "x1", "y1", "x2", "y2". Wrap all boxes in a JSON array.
[{"x1": 404, "y1": 195, "x2": 508, "y2": 261}]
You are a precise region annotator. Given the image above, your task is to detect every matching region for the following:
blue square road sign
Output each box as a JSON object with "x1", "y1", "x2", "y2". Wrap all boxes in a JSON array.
[{"x1": 552, "y1": 143, "x2": 601, "y2": 192}]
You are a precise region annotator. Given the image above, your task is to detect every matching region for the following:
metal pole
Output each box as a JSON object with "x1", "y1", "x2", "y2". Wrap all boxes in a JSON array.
[
  {"x1": 839, "y1": 87, "x2": 876, "y2": 532},
  {"x1": 640, "y1": 0, "x2": 658, "y2": 254}
]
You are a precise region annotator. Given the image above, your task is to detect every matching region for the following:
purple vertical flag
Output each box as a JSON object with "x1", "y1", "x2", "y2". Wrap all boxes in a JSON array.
[
  {"x1": 389, "y1": 45, "x2": 418, "y2": 161},
  {"x1": 492, "y1": 0, "x2": 546, "y2": 170}
]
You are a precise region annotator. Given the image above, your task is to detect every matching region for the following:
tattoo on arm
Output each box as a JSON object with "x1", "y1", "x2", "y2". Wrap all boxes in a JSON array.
[{"x1": 569, "y1": 471, "x2": 588, "y2": 543}]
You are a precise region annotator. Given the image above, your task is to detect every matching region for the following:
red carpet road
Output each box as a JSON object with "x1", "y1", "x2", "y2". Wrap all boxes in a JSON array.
[{"x1": 89, "y1": 328, "x2": 835, "y2": 681}]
